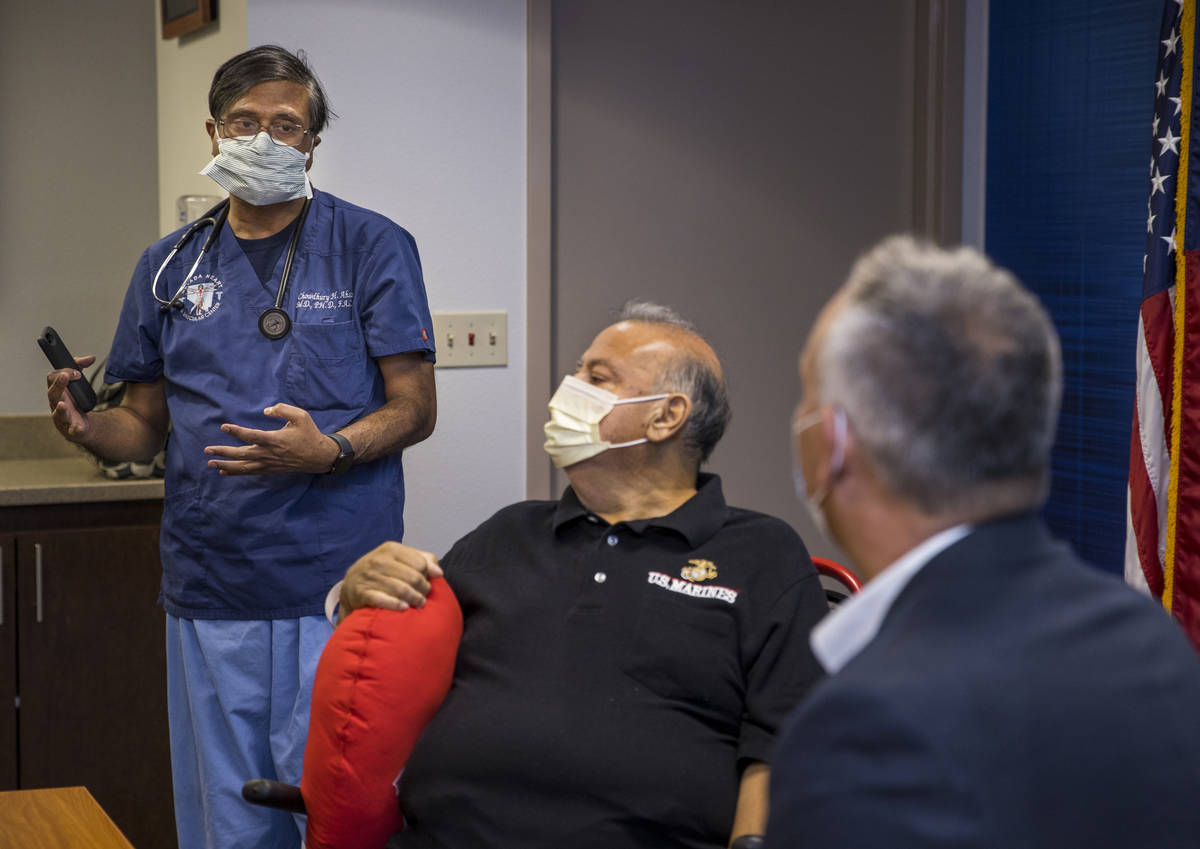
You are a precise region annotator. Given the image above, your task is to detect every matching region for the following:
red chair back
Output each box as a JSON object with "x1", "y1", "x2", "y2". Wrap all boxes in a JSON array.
[{"x1": 811, "y1": 556, "x2": 862, "y2": 607}]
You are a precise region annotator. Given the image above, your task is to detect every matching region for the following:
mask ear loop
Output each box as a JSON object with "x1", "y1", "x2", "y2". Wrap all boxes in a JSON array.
[
  {"x1": 829, "y1": 407, "x2": 847, "y2": 477},
  {"x1": 606, "y1": 391, "x2": 672, "y2": 448},
  {"x1": 610, "y1": 392, "x2": 671, "y2": 406}
]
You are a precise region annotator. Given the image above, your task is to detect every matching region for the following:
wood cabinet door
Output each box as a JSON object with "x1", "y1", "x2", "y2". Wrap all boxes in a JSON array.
[
  {"x1": 0, "y1": 535, "x2": 15, "y2": 791},
  {"x1": 16, "y1": 525, "x2": 176, "y2": 849}
]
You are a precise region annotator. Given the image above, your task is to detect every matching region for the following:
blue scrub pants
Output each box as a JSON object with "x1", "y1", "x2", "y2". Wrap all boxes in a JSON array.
[{"x1": 166, "y1": 614, "x2": 333, "y2": 849}]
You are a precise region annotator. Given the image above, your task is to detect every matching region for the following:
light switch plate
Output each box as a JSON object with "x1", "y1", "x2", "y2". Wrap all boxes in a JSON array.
[{"x1": 432, "y1": 311, "x2": 508, "y2": 367}]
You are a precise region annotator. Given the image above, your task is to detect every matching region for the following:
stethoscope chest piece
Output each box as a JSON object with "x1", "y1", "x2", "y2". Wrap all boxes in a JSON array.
[
  {"x1": 255, "y1": 196, "x2": 311, "y2": 340},
  {"x1": 259, "y1": 308, "x2": 292, "y2": 340}
]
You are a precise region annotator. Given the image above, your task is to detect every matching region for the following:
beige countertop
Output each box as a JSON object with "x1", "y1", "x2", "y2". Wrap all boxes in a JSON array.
[{"x1": 0, "y1": 415, "x2": 164, "y2": 506}]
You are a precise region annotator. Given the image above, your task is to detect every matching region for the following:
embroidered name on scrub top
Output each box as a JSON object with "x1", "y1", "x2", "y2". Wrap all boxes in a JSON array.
[
  {"x1": 296, "y1": 289, "x2": 354, "y2": 314},
  {"x1": 646, "y1": 570, "x2": 740, "y2": 604}
]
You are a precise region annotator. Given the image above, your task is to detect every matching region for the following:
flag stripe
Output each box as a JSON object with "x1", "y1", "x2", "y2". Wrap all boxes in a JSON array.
[
  {"x1": 1130, "y1": 408, "x2": 1165, "y2": 594},
  {"x1": 1174, "y1": 247, "x2": 1200, "y2": 639},
  {"x1": 1131, "y1": 303, "x2": 1171, "y2": 595},
  {"x1": 1126, "y1": 489, "x2": 1154, "y2": 594},
  {"x1": 1132, "y1": 281, "x2": 1174, "y2": 591},
  {"x1": 1141, "y1": 289, "x2": 1176, "y2": 433}
]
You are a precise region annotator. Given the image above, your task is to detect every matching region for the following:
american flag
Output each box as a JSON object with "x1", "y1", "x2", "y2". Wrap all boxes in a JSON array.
[{"x1": 1127, "y1": 0, "x2": 1200, "y2": 651}]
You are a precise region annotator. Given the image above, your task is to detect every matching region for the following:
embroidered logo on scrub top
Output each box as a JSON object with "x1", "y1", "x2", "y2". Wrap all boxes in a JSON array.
[
  {"x1": 647, "y1": 570, "x2": 739, "y2": 605},
  {"x1": 681, "y1": 559, "x2": 718, "y2": 582},
  {"x1": 181, "y1": 274, "x2": 223, "y2": 322}
]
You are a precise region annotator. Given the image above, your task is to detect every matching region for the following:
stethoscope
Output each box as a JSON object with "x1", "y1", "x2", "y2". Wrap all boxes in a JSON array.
[{"x1": 149, "y1": 196, "x2": 312, "y2": 340}]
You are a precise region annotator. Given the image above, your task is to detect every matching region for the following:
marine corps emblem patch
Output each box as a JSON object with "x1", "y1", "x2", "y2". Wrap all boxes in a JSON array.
[{"x1": 681, "y1": 559, "x2": 718, "y2": 582}]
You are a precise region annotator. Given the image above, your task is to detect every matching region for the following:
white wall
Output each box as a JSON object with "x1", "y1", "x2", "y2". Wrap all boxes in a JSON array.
[{"x1": 247, "y1": 0, "x2": 529, "y2": 556}]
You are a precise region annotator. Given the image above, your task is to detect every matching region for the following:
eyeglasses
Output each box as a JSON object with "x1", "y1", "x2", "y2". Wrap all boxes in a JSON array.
[{"x1": 218, "y1": 117, "x2": 311, "y2": 147}]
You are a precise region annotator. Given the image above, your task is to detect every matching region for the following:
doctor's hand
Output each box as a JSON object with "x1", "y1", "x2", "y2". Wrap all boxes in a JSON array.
[
  {"x1": 340, "y1": 542, "x2": 443, "y2": 618},
  {"x1": 205, "y1": 403, "x2": 339, "y2": 475},
  {"x1": 46, "y1": 355, "x2": 96, "y2": 441}
]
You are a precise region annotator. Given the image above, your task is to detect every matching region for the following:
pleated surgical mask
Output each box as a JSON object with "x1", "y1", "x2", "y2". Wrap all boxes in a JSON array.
[
  {"x1": 200, "y1": 132, "x2": 312, "y2": 206},
  {"x1": 792, "y1": 406, "x2": 846, "y2": 540},
  {"x1": 543, "y1": 375, "x2": 670, "y2": 469}
]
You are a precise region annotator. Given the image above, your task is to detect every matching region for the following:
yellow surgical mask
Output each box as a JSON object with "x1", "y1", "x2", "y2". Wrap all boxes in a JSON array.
[{"x1": 543, "y1": 375, "x2": 669, "y2": 469}]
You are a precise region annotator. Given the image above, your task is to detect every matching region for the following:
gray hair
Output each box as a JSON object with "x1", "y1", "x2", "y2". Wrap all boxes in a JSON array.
[
  {"x1": 819, "y1": 236, "x2": 1062, "y2": 513},
  {"x1": 209, "y1": 45, "x2": 335, "y2": 135},
  {"x1": 616, "y1": 300, "x2": 730, "y2": 465}
]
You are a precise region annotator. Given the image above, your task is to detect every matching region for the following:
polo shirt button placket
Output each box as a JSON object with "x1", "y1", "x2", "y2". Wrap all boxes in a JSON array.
[{"x1": 594, "y1": 532, "x2": 617, "y2": 587}]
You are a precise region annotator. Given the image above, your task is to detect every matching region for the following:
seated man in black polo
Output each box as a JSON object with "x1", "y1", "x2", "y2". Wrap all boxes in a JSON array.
[{"x1": 337, "y1": 302, "x2": 828, "y2": 849}]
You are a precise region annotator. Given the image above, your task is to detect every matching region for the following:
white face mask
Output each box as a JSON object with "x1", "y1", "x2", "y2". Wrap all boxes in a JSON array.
[
  {"x1": 543, "y1": 375, "x2": 670, "y2": 469},
  {"x1": 200, "y1": 131, "x2": 312, "y2": 206},
  {"x1": 792, "y1": 406, "x2": 846, "y2": 539}
]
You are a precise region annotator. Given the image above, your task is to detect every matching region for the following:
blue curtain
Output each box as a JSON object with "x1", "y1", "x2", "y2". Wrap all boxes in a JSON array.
[{"x1": 986, "y1": 0, "x2": 1161, "y2": 574}]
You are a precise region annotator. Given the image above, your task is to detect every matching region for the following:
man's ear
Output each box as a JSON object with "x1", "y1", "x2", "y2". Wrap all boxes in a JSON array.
[
  {"x1": 205, "y1": 119, "x2": 219, "y2": 156},
  {"x1": 822, "y1": 406, "x2": 856, "y2": 481},
  {"x1": 306, "y1": 135, "x2": 321, "y2": 171},
  {"x1": 645, "y1": 394, "x2": 691, "y2": 444}
]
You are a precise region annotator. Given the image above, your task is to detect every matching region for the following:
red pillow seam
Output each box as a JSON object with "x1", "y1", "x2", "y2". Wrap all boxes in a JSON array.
[{"x1": 331, "y1": 610, "x2": 382, "y2": 756}]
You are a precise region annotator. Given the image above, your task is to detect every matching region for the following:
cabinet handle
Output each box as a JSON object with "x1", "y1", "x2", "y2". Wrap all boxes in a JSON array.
[{"x1": 35, "y1": 543, "x2": 43, "y2": 624}]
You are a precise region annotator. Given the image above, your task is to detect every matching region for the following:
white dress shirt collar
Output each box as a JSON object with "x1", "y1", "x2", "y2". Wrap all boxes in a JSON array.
[{"x1": 810, "y1": 523, "x2": 972, "y2": 674}]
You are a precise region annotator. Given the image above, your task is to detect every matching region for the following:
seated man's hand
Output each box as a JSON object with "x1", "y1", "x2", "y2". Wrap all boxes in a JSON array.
[{"x1": 340, "y1": 542, "x2": 444, "y2": 620}]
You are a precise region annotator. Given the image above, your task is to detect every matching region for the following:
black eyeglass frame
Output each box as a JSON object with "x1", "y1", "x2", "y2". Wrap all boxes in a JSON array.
[{"x1": 216, "y1": 118, "x2": 314, "y2": 147}]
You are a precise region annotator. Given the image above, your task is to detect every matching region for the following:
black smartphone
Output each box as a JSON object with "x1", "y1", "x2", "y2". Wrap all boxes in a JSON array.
[{"x1": 38, "y1": 326, "x2": 97, "y2": 413}]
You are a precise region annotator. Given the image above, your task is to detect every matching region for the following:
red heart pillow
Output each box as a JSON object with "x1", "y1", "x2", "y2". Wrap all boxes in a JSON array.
[{"x1": 302, "y1": 578, "x2": 461, "y2": 849}]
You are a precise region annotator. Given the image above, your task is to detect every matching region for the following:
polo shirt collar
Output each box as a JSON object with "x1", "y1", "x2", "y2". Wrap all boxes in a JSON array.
[
  {"x1": 553, "y1": 472, "x2": 728, "y2": 548},
  {"x1": 810, "y1": 523, "x2": 972, "y2": 674}
]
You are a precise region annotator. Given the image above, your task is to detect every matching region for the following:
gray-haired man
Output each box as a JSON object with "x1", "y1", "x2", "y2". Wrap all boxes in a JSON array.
[
  {"x1": 769, "y1": 236, "x2": 1200, "y2": 848},
  {"x1": 339, "y1": 302, "x2": 829, "y2": 848}
]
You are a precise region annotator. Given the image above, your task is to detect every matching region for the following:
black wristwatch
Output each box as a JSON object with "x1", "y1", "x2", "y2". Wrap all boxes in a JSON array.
[{"x1": 325, "y1": 432, "x2": 355, "y2": 474}]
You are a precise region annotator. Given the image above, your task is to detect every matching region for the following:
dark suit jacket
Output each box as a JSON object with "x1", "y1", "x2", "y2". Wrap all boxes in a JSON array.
[{"x1": 766, "y1": 512, "x2": 1200, "y2": 848}]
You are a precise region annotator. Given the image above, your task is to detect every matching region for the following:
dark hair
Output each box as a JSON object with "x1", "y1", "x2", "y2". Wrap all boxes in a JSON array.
[
  {"x1": 208, "y1": 45, "x2": 335, "y2": 134},
  {"x1": 616, "y1": 300, "x2": 731, "y2": 465}
]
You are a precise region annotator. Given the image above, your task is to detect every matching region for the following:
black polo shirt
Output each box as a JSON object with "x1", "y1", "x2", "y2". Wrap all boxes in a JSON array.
[{"x1": 391, "y1": 474, "x2": 827, "y2": 849}]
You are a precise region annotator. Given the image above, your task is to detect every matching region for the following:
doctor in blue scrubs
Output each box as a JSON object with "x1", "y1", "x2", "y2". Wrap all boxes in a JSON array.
[{"x1": 45, "y1": 45, "x2": 438, "y2": 849}]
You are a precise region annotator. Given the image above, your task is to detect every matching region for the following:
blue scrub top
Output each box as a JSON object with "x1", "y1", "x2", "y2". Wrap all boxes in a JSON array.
[{"x1": 107, "y1": 189, "x2": 435, "y2": 619}]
